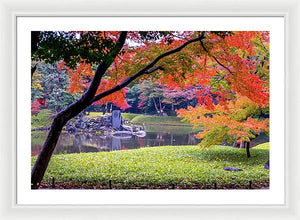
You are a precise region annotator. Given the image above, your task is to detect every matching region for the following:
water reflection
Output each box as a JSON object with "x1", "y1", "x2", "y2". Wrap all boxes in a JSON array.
[
  {"x1": 31, "y1": 131, "x2": 200, "y2": 155},
  {"x1": 31, "y1": 129, "x2": 269, "y2": 156}
]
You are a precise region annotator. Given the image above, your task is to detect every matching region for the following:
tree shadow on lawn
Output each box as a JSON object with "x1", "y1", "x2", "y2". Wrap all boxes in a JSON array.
[{"x1": 186, "y1": 147, "x2": 269, "y2": 165}]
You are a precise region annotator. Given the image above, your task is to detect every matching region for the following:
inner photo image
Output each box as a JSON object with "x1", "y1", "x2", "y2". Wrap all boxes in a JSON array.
[{"x1": 31, "y1": 31, "x2": 270, "y2": 190}]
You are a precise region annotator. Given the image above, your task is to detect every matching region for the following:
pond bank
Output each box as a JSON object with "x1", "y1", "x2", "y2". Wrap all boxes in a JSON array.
[
  {"x1": 31, "y1": 111, "x2": 193, "y2": 132},
  {"x1": 31, "y1": 122, "x2": 193, "y2": 132}
]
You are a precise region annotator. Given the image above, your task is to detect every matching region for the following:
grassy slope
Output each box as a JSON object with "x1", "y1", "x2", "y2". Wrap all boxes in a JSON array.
[
  {"x1": 131, "y1": 115, "x2": 190, "y2": 126},
  {"x1": 121, "y1": 113, "x2": 140, "y2": 121},
  {"x1": 32, "y1": 143, "x2": 269, "y2": 189},
  {"x1": 87, "y1": 112, "x2": 110, "y2": 118}
]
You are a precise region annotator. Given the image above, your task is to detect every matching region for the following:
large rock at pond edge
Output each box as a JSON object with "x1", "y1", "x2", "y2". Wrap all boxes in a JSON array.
[
  {"x1": 75, "y1": 122, "x2": 85, "y2": 129},
  {"x1": 112, "y1": 110, "x2": 122, "y2": 131},
  {"x1": 264, "y1": 160, "x2": 269, "y2": 170},
  {"x1": 223, "y1": 167, "x2": 243, "y2": 171},
  {"x1": 90, "y1": 118, "x2": 97, "y2": 123},
  {"x1": 66, "y1": 124, "x2": 76, "y2": 133},
  {"x1": 82, "y1": 117, "x2": 88, "y2": 122}
]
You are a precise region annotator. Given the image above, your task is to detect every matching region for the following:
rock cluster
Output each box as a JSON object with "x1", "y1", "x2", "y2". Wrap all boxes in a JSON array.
[
  {"x1": 64, "y1": 114, "x2": 143, "y2": 135},
  {"x1": 65, "y1": 115, "x2": 113, "y2": 134},
  {"x1": 223, "y1": 167, "x2": 243, "y2": 171},
  {"x1": 264, "y1": 160, "x2": 269, "y2": 170}
]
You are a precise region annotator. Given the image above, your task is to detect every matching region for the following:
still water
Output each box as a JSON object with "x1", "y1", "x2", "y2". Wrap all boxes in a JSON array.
[
  {"x1": 31, "y1": 126, "x2": 269, "y2": 156},
  {"x1": 32, "y1": 128, "x2": 199, "y2": 155}
]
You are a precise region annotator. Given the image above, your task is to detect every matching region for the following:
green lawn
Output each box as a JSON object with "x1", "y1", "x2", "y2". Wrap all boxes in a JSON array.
[
  {"x1": 131, "y1": 115, "x2": 190, "y2": 126},
  {"x1": 87, "y1": 112, "x2": 110, "y2": 118},
  {"x1": 32, "y1": 143, "x2": 269, "y2": 189},
  {"x1": 87, "y1": 112, "x2": 140, "y2": 121},
  {"x1": 121, "y1": 113, "x2": 140, "y2": 121}
]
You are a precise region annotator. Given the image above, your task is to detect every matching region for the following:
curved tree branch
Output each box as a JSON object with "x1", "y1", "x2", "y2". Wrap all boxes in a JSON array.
[
  {"x1": 145, "y1": 66, "x2": 165, "y2": 74},
  {"x1": 80, "y1": 32, "x2": 128, "y2": 102},
  {"x1": 56, "y1": 31, "x2": 128, "y2": 121},
  {"x1": 91, "y1": 33, "x2": 206, "y2": 103},
  {"x1": 31, "y1": 64, "x2": 38, "y2": 78},
  {"x1": 199, "y1": 35, "x2": 233, "y2": 74}
]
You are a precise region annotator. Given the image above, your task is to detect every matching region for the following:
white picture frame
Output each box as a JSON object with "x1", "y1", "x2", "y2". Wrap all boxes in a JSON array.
[{"x1": 1, "y1": 0, "x2": 299, "y2": 219}]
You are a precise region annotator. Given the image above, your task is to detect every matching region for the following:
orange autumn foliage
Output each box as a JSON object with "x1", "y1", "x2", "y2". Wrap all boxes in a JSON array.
[
  {"x1": 56, "y1": 31, "x2": 269, "y2": 129},
  {"x1": 177, "y1": 95, "x2": 269, "y2": 147}
]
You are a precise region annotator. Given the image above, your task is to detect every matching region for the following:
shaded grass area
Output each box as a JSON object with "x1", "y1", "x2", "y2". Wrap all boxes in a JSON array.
[
  {"x1": 32, "y1": 143, "x2": 269, "y2": 189},
  {"x1": 31, "y1": 131, "x2": 48, "y2": 146},
  {"x1": 31, "y1": 109, "x2": 53, "y2": 130}
]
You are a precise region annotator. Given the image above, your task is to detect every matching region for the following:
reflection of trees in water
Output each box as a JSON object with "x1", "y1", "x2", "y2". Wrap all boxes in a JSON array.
[
  {"x1": 143, "y1": 133, "x2": 199, "y2": 147},
  {"x1": 53, "y1": 133, "x2": 124, "y2": 153},
  {"x1": 111, "y1": 137, "x2": 121, "y2": 151},
  {"x1": 31, "y1": 145, "x2": 42, "y2": 156},
  {"x1": 32, "y1": 131, "x2": 202, "y2": 155},
  {"x1": 137, "y1": 137, "x2": 145, "y2": 147},
  {"x1": 155, "y1": 133, "x2": 164, "y2": 146},
  {"x1": 32, "y1": 130, "x2": 269, "y2": 155}
]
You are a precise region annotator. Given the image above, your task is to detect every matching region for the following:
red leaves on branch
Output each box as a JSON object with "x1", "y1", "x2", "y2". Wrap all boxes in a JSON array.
[
  {"x1": 57, "y1": 59, "x2": 131, "y2": 110},
  {"x1": 37, "y1": 98, "x2": 46, "y2": 106},
  {"x1": 93, "y1": 79, "x2": 131, "y2": 110},
  {"x1": 31, "y1": 100, "x2": 41, "y2": 115},
  {"x1": 56, "y1": 31, "x2": 269, "y2": 118}
]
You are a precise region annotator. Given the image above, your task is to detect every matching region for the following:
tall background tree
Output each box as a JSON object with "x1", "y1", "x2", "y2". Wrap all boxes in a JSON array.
[{"x1": 32, "y1": 62, "x2": 79, "y2": 114}]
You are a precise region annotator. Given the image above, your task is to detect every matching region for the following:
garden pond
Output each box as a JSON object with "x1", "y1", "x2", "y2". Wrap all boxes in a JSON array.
[{"x1": 31, "y1": 125, "x2": 269, "y2": 156}]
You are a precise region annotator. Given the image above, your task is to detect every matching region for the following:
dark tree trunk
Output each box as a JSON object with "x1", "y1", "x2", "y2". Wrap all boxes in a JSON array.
[
  {"x1": 246, "y1": 141, "x2": 251, "y2": 158},
  {"x1": 233, "y1": 141, "x2": 251, "y2": 157},
  {"x1": 31, "y1": 31, "x2": 40, "y2": 55},
  {"x1": 31, "y1": 31, "x2": 40, "y2": 78},
  {"x1": 31, "y1": 32, "x2": 128, "y2": 189},
  {"x1": 233, "y1": 141, "x2": 238, "y2": 148},
  {"x1": 31, "y1": 64, "x2": 38, "y2": 78},
  {"x1": 31, "y1": 115, "x2": 66, "y2": 188},
  {"x1": 109, "y1": 103, "x2": 113, "y2": 113},
  {"x1": 103, "y1": 102, "x2": 108, "y2": 115},
  {"x1": 152, "y1": 97, "x2": 160, "y2": 115},
  {"x1": 31, "y1": 101, "x2": 93, "y2": 188},
  {"x1": 233, "y1": 141, "x2": 242, "y2": 148},
  {"x1": 159, "y1": 97, "x2": 162, "y2": 115}
]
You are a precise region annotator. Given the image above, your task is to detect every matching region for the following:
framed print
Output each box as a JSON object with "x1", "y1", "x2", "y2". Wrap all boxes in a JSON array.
[
  {"x1": 1, "y1": 0, "x2": 299, "y2": 219},
  {"x1": 18, "y1": 16, "x2": 283, "y2": 205}
]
